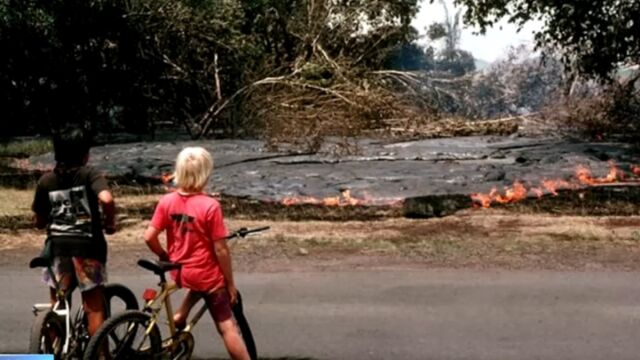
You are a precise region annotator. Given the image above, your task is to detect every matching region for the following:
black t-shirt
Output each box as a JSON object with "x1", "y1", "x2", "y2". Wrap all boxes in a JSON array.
[{"x1": 32, "y1": 166, "x2": 109, "y2": 262}]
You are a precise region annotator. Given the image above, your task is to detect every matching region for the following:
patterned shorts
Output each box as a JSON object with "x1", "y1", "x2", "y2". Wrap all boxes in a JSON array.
[{"x1": 42, "y1": 257, "x2": 107, "y2": 292}]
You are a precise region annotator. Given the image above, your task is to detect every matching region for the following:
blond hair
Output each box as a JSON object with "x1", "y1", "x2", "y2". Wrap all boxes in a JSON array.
[{"x1": 174, "y1": 147, "x2": 213, "y2": 192}]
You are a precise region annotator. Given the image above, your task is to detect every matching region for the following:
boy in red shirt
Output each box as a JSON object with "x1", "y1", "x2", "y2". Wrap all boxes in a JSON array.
[{"x1": 144, "y1": 147, "x2": 249, "y2": 360}]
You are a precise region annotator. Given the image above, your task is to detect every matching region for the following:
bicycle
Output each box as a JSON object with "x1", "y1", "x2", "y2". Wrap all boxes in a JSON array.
[
  {"x1": 83, "y1": 226, "x2": 269, "y2": 360},
  {"x1": 28, "y1": 255, "x2": 139, "y2": 359}
]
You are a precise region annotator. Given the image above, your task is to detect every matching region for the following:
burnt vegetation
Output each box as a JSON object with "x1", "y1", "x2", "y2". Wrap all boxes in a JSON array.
[{"x1": 1, "y1": 0, "x2": 638, "y2": 151}]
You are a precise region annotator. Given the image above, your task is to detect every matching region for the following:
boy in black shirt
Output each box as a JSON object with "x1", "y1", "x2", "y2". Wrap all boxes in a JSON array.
[{"x1": 32, "y1": 127, "x2": 116, "y2": 336}]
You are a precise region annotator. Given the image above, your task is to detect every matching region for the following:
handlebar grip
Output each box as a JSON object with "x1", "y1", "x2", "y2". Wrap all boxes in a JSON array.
[
  {"x1": 226, "y1": 226, "x2": 270, "y2": 240},
  {"x1": 246, "y1": 226, "x2": 270, "y2": 234}
]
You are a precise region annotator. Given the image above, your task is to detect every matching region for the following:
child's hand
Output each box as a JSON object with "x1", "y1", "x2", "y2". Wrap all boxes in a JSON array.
[
  {"x1": 158, "y1": 250, "x2": 170, "y2": 262},
  {"x1": 227, "y1": 284, "x2": 238, "y2": 305}
]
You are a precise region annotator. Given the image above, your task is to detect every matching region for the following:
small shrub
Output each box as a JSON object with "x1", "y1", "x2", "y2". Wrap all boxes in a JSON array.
[{"x1": 542, "y1": 79, "x2": 640, "y2": 141}]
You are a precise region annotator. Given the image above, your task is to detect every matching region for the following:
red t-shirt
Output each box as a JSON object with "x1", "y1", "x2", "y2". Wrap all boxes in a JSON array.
[{"x1": 150, "y1": 192, "x2": 228, "y2": 292}]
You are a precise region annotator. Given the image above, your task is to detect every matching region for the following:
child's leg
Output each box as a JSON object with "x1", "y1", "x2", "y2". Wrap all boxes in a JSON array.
[
  {"x1": 44, "y1": 257, "x2": 76, "y2": 305},
  {"x1": 216, "y1": 318, "x2": 250, "y2": 360},
  {"x1": 81, "y1": 285, "x2": 105, "y2": 336},
  {"x1": 174, "y1": 290, "x2": 200, "y2": 330},
  {"x1": 72, "y1": 258, "x2": 107, "y2": 336},
  {"x1": 205, "y1": 290, "x2": 249, "y2": 360}
]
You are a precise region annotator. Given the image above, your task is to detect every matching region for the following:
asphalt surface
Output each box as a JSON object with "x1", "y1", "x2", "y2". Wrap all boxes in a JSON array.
[{"x1": 1, "y1": 269, "x2": 639, "y2": 359}]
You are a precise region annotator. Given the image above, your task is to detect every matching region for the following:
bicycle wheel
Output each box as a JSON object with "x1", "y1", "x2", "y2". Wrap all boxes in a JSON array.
[
  {"x1": 76, "y1": 283, "x2": 140, "y2": 354},
  {"x1": 28, "y1": 310, "x2": 65, "y2": 359},
  {"x1": 104, "y1": 283, "x2": 139, "y2": 316},
  {"x1": 83, "y1": 310, "x2": 161, "y2": 360},
  {"x1": 233, "y1": 291, "x2": 258, "y2": 360},
  {"x1": 79, "y1": 283, "x2": 139, "y2": 327}
]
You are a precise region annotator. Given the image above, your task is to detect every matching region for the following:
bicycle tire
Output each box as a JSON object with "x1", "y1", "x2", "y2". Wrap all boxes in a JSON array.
[
  {"x1": 83, "y1": 310, "x2": 161, "y2": 360},
  {"x1": 233, "y1": 291, "x2": 258, "y2": 360},
  {"x1": 103, "y1": 283, "x2": 139, "y2": 316},
  {"x1": 74, "y1": 283, "x2": 139, "y2": 355},
  {"x1": 28, "y1": 310, "x2": 65, "y2": 359}
]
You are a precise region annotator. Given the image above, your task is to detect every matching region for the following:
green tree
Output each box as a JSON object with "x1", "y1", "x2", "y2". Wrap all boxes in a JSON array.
[
  {"x1": 1, "y1": 0, "x2": 425, "y2": 138},
  {"x1": 0, "y1": 0, "x2": 257, "y2": 137},
  {"x1": 427, "y1": 0, "x2": 476, "y2": 76},
  {"x1": 453, "y1": 0, "x2": 640, "y2": 79}
]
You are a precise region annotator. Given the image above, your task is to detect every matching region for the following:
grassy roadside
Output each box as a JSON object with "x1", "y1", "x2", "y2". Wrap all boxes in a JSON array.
[
  {"x1": 0, "y1": 138, "x2": 52, "y2": 158},
  {"x1": 2, "y1": 188, "x2": 640, "y2": 270}
]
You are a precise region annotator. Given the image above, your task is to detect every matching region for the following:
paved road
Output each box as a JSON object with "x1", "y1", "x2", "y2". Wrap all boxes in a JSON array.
[{"x1": 1, "y1": 269, "x2": 639, "y2": 360}]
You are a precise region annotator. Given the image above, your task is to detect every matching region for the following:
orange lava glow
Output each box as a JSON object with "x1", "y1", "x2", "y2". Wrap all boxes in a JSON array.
[
  {"x1": 471, "y1": 162, "x2": 640, "y2": 208},
  {"x1": 281, "y1": 189, "x2": 402, "y2": 207}
]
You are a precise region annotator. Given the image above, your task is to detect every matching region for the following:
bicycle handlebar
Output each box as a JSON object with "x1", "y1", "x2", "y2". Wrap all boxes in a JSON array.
[{"x1": 225, "y1": 226, "x2": 270, "y2": 240}]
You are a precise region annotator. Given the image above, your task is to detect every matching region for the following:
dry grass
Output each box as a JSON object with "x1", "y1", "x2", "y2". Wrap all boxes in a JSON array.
[{"x1": 0, "y1": 188, "x2": 33, "y2": 216}]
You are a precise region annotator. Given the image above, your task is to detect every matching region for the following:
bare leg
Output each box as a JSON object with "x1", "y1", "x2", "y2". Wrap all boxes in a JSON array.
[
  {"x1": 215, "y1": 318, "x2": 250, "y2": 360},
  {"x1": 174, "y1": 290, "x2": 200, "y2": 330},
  {"x1": 49, "y1": 273, "x2": 74, "y2": 305},
  {"x1": 49, "y1": 287, "x2": 57, "y2": 305},
  {"x1": 205, "y1": 291, "x2": 249, "y2": 360},
  {"x1": 82, "y1": 285, "x2": 105, "y2": 336}
]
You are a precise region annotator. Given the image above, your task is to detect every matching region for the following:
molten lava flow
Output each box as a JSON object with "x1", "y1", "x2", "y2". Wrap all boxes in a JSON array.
[
  {"x1": 281, "y1": 189, "x2": 402, "y2": 207},
  {"x1": 471, "y1": 182, "x2": 529, "y2": 208},
  {"x1": 471, "y1": 162, "x2": 640, "y2": 208},
  {"x1": 162, "y1": 173, "x2": 174, "y2": 184},
  {"x1": 470, "y1": 189, "x2": 497, "y2": 208},
  {"x1": 281, "y1": 189, "x2": 364, "y2": 206},
  {"x1": 495, "y1": 181, "x2": 527, "y2": 204},
  {"x1": 161, "y1": 173, "x2": 176, "y2": 192},
  {"x1": 158, "y1": 170, "x2": 400, "y2": 207},
  {"x1": 576, "y1": 162, "x2": 624, "y2": 185},
  {"x1": 530, "y1": 188, "x2": 544, "y2": 198},
  {"x1": 541, "y1": 179, "x2": 575, "y2": 196}
]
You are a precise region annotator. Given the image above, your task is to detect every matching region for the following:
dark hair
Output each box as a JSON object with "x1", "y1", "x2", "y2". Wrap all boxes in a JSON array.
[{"x1": 52, "y1": 127, "x2": 91, "y2": 166}]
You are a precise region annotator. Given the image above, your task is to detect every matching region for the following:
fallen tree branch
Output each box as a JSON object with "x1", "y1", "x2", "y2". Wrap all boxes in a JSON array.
[{"x1": 196, "y1": 73, "x2": 365, "y2": 138}]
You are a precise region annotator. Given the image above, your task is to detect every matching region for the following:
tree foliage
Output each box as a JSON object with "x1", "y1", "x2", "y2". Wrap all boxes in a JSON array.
[
  {"x1": 0, "y1": 0, "x2": 425, "y2": 137},
  {"x1": 454, "y1": 0, "x2": 640, "y2": 79},
  {"x1": 426, "y1": 0, "x2": 475, "y2": 76}
]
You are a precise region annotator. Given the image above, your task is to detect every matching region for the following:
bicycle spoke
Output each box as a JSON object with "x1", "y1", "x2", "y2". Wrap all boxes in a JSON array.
[
  {"x1": 42, "y1": 320, "x2": 62, "y2": 354},
  {"x1": 111, "y1": 321, "x2": 140, "y2": 358},
  {"x1": 101, "y1": 317, "x2": 158, "y2": 360}
]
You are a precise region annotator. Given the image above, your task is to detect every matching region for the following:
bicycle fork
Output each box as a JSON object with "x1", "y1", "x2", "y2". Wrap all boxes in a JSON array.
[{"x1": 32, "y1": 266, "x2": 72, "y2": 354}]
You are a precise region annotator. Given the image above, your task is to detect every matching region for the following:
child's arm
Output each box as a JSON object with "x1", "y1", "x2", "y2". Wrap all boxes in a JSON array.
[
  {"x1": 213, "y1": 239, "x2": 238, "y2": 304},
  {"x1": 144, "y1": 226, "x2": 170, "y2": 261},
  {"x1": 98, "y1": 190, "x2": 116, "y2": 234},
  {"x1": 89, "y1": 169, "x2": 116, "y2": 235},
  {"x1": 32, "y1": 178, "x2": 49, "y2": 230}
]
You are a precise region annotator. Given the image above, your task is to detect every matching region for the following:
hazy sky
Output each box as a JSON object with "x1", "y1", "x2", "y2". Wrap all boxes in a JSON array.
[{"x1": 412, "y1": 0, "x2": 543, "y2": 62}]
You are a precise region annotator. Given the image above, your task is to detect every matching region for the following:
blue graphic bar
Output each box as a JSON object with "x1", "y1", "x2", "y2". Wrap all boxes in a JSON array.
[{"x1": 0, "y1": 356, "x2": 54, "y2": 360}]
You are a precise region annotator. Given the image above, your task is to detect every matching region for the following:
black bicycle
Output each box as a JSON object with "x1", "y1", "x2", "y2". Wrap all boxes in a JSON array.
[{"x1": 83, "y1": 226, "x2": 269, "y2": 360}]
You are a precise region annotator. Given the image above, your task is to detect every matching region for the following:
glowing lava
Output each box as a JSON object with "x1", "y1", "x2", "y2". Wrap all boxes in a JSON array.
[
  {"x1": 281, "y1": 189, "x2": 402, "y2": 207},
  {"x1": 471, "y1": 162, "x2": 640, "y2": 208}
]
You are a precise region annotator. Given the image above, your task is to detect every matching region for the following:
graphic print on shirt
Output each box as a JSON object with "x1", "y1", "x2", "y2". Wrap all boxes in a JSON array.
[
  {"x1": 170, "y1": 213, "x2": 195, "y2": 235},
  {"x1": 48, "y1": 185, "x2": 93, "y2": 237}
]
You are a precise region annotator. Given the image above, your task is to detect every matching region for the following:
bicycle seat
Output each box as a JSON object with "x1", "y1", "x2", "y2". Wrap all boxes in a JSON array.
[
  {"x1": 137, "y1": 259, "x2": 182, "y2": 275},
  {"x1": 29, "y1": 256, "x2": 50, "y2": 269}
]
